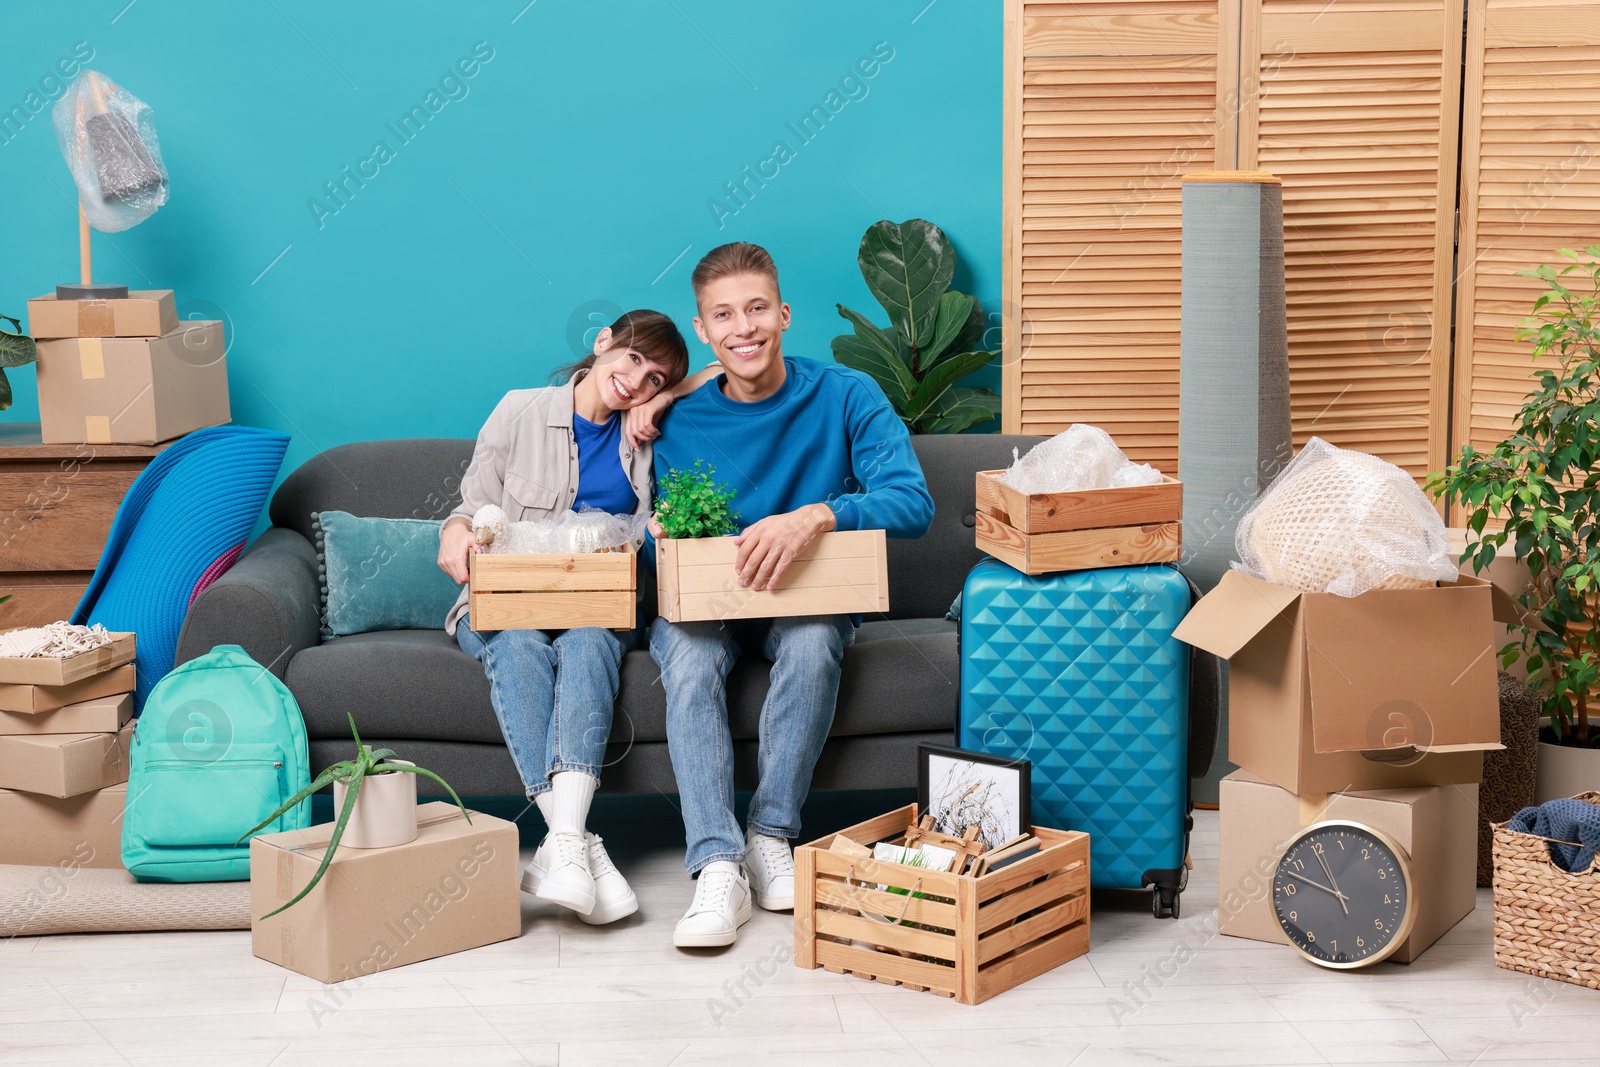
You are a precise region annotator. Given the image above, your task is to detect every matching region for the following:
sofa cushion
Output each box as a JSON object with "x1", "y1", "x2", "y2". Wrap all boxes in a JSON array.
[
  {"x1": 314, "y1": 511, "x2": 462, "y2": 637},
  {"x1": 289, "y1": 619, "x2": 958, "y2": 747}
]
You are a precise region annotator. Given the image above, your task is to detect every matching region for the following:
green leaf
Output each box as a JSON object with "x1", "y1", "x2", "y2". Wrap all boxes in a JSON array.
[
  {"x1": 906, "y1": 349, "x2": 998, "y2": 422},
  {"x1": 256, "y1": 763, "x2": 366, "y2": 921},
  {"x1": 918, "y1": 291, "x2": 977, "y2": 371},
  {"x1": 232, "y1": 762, "x2": 351, "y2": 844},
  {"x1": 857, "y1": 218, "x2": 954, "y2": 349},
  {"x1": 0, "y1": 368, "x2": 10, "y2": 412},
  {"x1": 832, "y1": 304, "x2": 915, "y2": 406},
  {"x1": 919, "y1": 386, "x2": 1000, "y2": 435},
  {"x1": 0, "y1": 327, "x2": 38, "y2": 370},
  {"x1": 951, "y1": 295, "x2": 988, "y2": 355}
]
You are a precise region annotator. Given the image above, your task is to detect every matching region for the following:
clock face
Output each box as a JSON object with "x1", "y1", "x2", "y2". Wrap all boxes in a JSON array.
[{"x1": 1271, "y1": 821, "x2": 1415, "y2": 969}]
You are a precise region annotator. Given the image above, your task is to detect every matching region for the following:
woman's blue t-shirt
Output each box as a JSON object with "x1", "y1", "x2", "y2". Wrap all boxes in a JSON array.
[{"x1": 572, "y1": 411, "x2": 637, "y2": 514}]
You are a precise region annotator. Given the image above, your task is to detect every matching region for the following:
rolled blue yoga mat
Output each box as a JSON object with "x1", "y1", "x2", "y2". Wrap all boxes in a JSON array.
[{"x1": 1178, "y1": 171, "x2": 1292, "y2": 804}]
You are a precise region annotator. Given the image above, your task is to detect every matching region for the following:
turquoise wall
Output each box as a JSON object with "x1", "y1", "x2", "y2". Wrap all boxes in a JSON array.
[{"x1": 1, "y1": 1, "x2": 1002, "y2": 478}]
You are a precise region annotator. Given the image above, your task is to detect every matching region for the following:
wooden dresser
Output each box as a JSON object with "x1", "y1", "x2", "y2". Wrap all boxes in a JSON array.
[{"x1": 0, "y1": 424, "x2": 166, "y2": 630}]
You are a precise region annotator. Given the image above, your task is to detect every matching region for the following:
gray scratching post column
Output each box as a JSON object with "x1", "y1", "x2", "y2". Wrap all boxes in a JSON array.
[{"x1": 1178, "y1": 171, "x2": 1292, "y2": 804}]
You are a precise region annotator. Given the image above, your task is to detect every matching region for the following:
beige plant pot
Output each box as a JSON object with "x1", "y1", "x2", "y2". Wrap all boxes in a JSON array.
[
  {"x1": 332, "y1": 761, "x2": 418, "y2": 848},
  {"x1": 1535, "y1": 735, "x2": 1600, "y2": 803}
]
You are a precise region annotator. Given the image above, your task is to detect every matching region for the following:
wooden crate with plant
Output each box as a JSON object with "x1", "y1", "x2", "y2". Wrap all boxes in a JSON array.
[
  {"x1": 793, "y1": 803, "x2": 1090, "y2": 1005},
  {"x1": 654, "y1": 460, "x2": 889, "y2": 623}
]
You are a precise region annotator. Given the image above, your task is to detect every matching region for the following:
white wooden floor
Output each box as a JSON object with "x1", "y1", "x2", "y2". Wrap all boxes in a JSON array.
[{"x1": 3, "y1": 804, "x2": 1599, "y2": 1066}]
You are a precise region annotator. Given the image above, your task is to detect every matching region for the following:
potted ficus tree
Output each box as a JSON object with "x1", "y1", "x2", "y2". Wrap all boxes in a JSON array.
[
  {"x1": 1429, "y1": 246, "x2": 1600, "y2": 799},
  {"x1": 831, "y1": 218, "x2": 1001, "y2": 434},
  {"x1": 236, "y1": 712, "x2": 470, "y2": 919}
]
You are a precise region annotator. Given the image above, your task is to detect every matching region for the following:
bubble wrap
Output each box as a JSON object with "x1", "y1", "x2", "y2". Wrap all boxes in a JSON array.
[
  {"x1": 999, "y1": 424, "x2": 1163, "y2": 494},
  {"x1": 472, "y1": 505, "x2": 644, "y2": 555},
  {"x1": 1234, "y1": 436, "x2": 1456, "y2": 597},
  {"x1": 52, "y1": 71, "x2": 168, "y2": 233}
]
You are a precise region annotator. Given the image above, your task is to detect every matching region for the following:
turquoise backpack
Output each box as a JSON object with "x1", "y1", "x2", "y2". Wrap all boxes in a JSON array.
[{"x1": 122, "y1": 645, "x2": 312, "y2": 882}]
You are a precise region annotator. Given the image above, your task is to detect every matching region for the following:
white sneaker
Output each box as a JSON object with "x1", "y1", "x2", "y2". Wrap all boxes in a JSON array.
[
  {"x1": 522, "y1": 830, "x2": 596, "y2": 916},
  {"x1": 743, "y1": 830, "x2": 795, "y2": 911},
  {"x1": 578, "y1": 832, "x2": 638, "y2": 925},
  {"x1": 673, "y1": 861, "x2": 752, "y2": 948}
]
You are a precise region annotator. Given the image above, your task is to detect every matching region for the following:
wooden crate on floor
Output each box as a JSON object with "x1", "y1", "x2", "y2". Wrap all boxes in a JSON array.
[
  {"x1": 975, "y1": 471, "x2": 1182, "y2": 574},
  {"x1": 795, "y1": 803, "x2": 1090, "y2": 1005},
  {"x1": 468, "y1": 549, "x2": 635, "y2": 630},
  {"x1": 656, "y1": 529, "x2": 887, "y2": 623}
]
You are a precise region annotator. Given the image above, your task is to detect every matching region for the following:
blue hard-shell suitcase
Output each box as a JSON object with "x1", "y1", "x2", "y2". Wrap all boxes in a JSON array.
[{"x1": 957, "y1": 560, "x2": 1218, "y2": 918}]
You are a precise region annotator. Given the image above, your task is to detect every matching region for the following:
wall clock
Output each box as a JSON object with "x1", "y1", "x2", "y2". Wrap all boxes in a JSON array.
[{"x1": 1272, "y1": 820, "x2": 1417, "y2": 969}]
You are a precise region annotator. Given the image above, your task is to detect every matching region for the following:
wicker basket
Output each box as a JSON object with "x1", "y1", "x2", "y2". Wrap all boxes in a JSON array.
[{"x1": 1492, "y1": 790, "x2": 1600, "y2": 989}]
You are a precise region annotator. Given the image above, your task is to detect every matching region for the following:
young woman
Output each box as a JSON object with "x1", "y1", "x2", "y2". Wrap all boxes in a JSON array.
[{"x1": 439, "y1": 309, "x2": 690, "y2": 924}]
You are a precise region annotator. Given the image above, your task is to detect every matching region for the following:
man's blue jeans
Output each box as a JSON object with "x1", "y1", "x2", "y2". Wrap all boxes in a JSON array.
[
  {"x1": 456, "y1": 616, "x2": 635, "y2": 797},
  {"x1": 649, "y1": 614, "x2": 855, "y2": 875}
]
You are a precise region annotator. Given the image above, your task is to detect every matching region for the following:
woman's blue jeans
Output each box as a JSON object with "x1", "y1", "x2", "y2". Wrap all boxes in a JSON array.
[{"x1": 456, "y1": 615, "x2": 634, "y2": 797}]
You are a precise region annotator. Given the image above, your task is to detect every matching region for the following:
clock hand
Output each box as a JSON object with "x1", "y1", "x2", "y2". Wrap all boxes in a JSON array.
[
  {"x1": 1314, "y1": 849, "x2": 1350, "y2": 916},
  {"x1": 1282, "y1": 868, "x2": 1350, "y2": 902}
]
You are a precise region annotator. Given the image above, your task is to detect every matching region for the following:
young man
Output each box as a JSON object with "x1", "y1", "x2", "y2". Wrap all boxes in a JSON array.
[{"x1": 649, "y1": 242, "x2": 934, "y2": 947}]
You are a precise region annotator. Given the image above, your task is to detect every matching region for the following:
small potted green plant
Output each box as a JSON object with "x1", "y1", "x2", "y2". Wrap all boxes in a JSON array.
[
  {"x1": 0, "y1": 314, "x2": 39, "y2": 412},
  {"x1": 1429, "y1": 245, "x2": 1600, "y2": 799},
  {"x1": 831, "y1": 218, "x2": 1000, "y2": 434},
  {"x1": 237, "y1": 712, "x2": 470, "y2": 919},
  {"x1": 654, "y1": 459, "x2": 740, "y2": 539}
]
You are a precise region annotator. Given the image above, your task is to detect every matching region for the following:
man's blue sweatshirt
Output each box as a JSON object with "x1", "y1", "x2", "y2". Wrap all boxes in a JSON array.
[{"x1": 653, "y1": 357, "x2": 934, "y2": 539}]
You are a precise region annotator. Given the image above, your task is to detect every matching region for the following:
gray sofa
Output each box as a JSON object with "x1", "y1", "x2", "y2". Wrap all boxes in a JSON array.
[{"x1": 176, "y1": 433, "x2": 1041, "y2": 798}]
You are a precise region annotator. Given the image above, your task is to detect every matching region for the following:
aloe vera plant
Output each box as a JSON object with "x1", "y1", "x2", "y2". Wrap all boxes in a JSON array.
[{"x1": 236, "y1": 712, "x2": 471, "y2": 920}]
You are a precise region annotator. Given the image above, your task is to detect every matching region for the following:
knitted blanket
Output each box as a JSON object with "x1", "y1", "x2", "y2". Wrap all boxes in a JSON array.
[{"x1": 1509, "y1": 796, "x2": 1600, "y2": 873}]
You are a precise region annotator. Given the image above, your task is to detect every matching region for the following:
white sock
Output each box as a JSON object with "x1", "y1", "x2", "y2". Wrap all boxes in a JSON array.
[
  {"x1": 549, "y1": 771, "x2": 597, "y2": 835},
  {"x1": 533, "y1": 790, "x2": 554, "y2": 826},
  {"x1": 701, "y1": 859, "x2": 742, "y2": 879}
]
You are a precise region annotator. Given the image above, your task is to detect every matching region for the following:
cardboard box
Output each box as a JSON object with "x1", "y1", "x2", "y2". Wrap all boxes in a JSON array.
[
  {"x1": 0, "y1": 782, "x2": 127, "y2": 868},
  {"x1": 468, "y1": 548, "x2": 636, "y2": 630},
  {"x1": 0, "y1": 721, "x2": 133, "y2": 797},
  {"x1": 27, "y1": 289, "x2": 178, "y2": 339},
  {"x1": 0, "y1": 632, "x2": 135, "y2": 687},
  {"x1": 0, "y1": 693, "x2": 132, "y2": 736},
  {"x1": 250, "y1": 803, "x2": 521, "y2": 984},
  {"x1": 657, "y1": 529, "x2": 888, "y2": 623},
  {"x1": 0, "y1": 663, "x2": 136, "y2": 713},
  {"x1": 1218, "y1": 770, "x2": 1478, "y2": 963},
  {"x1": 35, "y1": 321, "x2": 230, "y2": 445},
  {"x1": 1174, "y1": 571, "x2": 1516, "y2": 793}
]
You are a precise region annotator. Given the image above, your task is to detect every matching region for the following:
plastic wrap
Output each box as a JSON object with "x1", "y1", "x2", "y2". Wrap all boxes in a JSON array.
[
  {"x1": 51, "y1": 71, "x2": 168, "y2": 233},
  {"x1": 1234, "y1": 436, "x2": 1456, "y2": 596},
  {"x1": 472, "y1": 505, "x2": 645, "y2": 555},
  {"x1": 999, "y1": 424, "x2": 1163, "y2": 494}
]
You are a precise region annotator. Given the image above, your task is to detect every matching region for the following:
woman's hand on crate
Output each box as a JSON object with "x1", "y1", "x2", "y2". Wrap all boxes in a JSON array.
[{"x1": 438, "y1": 517, "x2": 480, "y2": 584}]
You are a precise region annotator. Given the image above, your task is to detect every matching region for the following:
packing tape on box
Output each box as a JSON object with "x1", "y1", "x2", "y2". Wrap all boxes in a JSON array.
[
  {"x1": 277, "y1": 848, "x2": 295, "y2": 902},
  {"x1": 1298, "y1": 792, "x2": 1330, "y2": 826},
  {"x1": 83, "y1": 416, "x2": 111, "y2": 444},
  {"x1": 78, "y1": 301, "x2": 113, "y2": 336},
  {"x1": 78, "y1": 338, "x2": 105, "y2": 380}
]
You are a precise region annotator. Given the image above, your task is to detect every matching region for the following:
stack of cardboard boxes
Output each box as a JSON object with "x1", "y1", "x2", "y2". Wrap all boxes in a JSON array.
[
  {"x1": 1176, "y1": 571, "x2": 1522, "y2": 961},
  {"x1": 0, "y1": 633, "x2": 137, "y2": 870},
  {"x1": 27, "y1": 289, "x2": 229, "y2": 445}
]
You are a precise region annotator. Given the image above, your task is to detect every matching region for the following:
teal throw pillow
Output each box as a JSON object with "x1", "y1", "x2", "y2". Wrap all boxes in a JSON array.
[{"x1": 313, "y1": 511, "x2": 461, "y2": 638}]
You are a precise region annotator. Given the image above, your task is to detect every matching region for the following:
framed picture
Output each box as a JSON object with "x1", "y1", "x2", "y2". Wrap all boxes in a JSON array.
[{"x1": 916, "y1": 743, "x2": 1031, "y2": 851}]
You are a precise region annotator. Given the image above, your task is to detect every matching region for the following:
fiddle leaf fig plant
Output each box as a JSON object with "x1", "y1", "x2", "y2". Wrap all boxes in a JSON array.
[
  {"x1": 0, "y1": 314, "x2": 39, "y2": 412},
  {"x1": 831, "y1": 219, "x2": 1000, "y2": 435},
  {"x1": 236, "y1": 712, "x2": 471, "y2": 920},
  {"x1": 1427, "y1": 246, "x2": 1600, "y2": 748},
  {"x1": 654, "y1": 459, "x2": 740, "y2": 539}
]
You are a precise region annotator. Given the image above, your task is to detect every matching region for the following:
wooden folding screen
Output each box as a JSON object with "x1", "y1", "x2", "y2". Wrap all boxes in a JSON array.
[
  {"x1": 1003, "y1": 0, "x2": 1463, "y2": 484},
  {"x1": 1001, "y1": 1, "x2": 1237, "y2": 473},
  {"x1": 1238, "y1": 0, "x2": 1464, "y2": 482},
  {"x1": 1453, "y1": 0, "x2": 1600, "y2": 464}
]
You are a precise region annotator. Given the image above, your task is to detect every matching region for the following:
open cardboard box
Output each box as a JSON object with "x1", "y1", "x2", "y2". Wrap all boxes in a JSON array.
[
  {"x1": 0, "y1": 633, "x2": 135, "y2": 688},
  {"x1": 1174, "y1": 571, "x2": 1525, "y2": 793}
]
